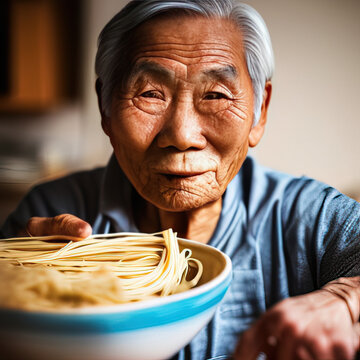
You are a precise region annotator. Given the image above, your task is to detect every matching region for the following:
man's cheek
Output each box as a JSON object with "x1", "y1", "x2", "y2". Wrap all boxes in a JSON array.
[{"x1": 217, "y1": 147, "x2": 248, "y2": 183}]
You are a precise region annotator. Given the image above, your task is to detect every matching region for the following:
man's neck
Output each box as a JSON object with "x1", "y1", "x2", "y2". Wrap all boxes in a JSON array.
[
  {"x1": 158, "y1": 199, "x2": 222, "y2": 243},
  {"x1": 133, "y1": 195, "x2": 222, "y2": 244}
]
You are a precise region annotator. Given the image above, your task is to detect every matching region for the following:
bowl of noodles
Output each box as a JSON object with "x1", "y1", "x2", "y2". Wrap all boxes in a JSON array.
[{"x1": 0, "y1": 229, "x2": 232, "y2": 360}]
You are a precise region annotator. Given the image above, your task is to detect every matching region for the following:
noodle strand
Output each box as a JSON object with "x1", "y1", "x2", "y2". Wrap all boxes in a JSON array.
[{"x1": 0, "y1": 229, "x2": 203, "y2": 309}]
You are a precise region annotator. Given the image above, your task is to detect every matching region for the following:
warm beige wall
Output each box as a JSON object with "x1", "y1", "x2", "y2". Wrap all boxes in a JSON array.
[
  {"x1": 81, "y1": 0, "x2": 360, "y2": 194},
  {"x1": 246, "y1": 0, "x2": 360, "y2": 194}
]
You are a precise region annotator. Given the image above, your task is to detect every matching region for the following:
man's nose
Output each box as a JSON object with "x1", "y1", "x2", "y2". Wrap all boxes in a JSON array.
[{"x1": 156, "y1": 97, "x2": 207, "y2": 151}]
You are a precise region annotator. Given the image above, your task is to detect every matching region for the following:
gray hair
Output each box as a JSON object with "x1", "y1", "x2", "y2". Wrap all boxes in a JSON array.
[{"x1": 95, "y1": 0, "x2": 274, "y2": 125}]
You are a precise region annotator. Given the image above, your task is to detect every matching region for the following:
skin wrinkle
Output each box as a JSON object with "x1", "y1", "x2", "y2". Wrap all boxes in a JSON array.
[
  {"x1": 134, "y1": 43, "x2": 239, "y2": 53},
  {"x1": 159, "y1": 174, "x2": 219, "y2": 210},
  {"x1": 130, "y1": 41, "x2": 244, "y2": 67},
  {"x1": 101, "y1": 15, "x2": 270, "y2": 241},
  {"x1": 228, "y1": 104, "x2": 249, "y2": 122},
  {"x1": 133, "y1": 44, "x2": 242, "y2": 62},
  {"x1": 202, "y1": 96, "x2": 249, "y2": 120},
  {"x1": 132, "y1": 97, "x2": 166, "y2": 116},
  {"x1": 160, "y1": 179, "x2": 216, "y2": 198},
  {"x1": 134, "y1": 53, "x2": 239, "y2": 67}
]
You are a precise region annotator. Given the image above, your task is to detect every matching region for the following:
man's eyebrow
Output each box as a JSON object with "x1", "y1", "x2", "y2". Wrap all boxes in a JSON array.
[
  {"x1": 129, "y1": 62, "x2": 174, "y2": 81},
  {"x1": 202, "y1": 65, "x2": 238, "y2": 82}
]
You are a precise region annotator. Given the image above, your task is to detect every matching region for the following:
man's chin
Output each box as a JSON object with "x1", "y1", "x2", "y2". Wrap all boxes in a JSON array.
[
  {"x1": 137, "y1": 172, "x2": 221, "y2": 211},
  {"x1": 150, "y1": 188, "x2": 216, "y2": 212}
]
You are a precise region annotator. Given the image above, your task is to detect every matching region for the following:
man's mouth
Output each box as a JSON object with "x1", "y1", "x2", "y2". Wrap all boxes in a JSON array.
[{"x1": 161, "y1": 172, "x2": 206, "y2": 181}]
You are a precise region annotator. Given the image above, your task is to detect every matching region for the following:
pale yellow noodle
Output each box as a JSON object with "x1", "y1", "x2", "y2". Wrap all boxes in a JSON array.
[{"x1": 0, "y1": 229, "x2": 203, "y2": 310}]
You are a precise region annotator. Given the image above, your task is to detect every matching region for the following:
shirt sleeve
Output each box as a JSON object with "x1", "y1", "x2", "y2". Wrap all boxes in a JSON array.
[
  {"x1": 282, "y1": 178, "x2": 360, "y2": 289},
  {"x1": 0, "y1": 168, "x2": 103, "y2": 238}
]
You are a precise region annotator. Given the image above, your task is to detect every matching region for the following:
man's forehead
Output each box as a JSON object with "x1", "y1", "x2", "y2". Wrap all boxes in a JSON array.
[
  {"x1": 128, "y1": 59, "x2": 239, "y2": 83},
  {"x1": 134, "y1": 13, "x2": 241, "y2": 42},
  {"x1": 129, "y1": 15, "x2": 245, "y2": 66}
]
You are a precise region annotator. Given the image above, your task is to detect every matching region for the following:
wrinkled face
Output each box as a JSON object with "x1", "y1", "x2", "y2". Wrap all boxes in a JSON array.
[{"x1": 101, "y1": 15, "x2": 267, "y2": 211}]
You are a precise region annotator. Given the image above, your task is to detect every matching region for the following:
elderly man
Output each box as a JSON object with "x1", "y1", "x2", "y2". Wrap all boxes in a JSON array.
[{"x1": 2, "y1": 0, "x2": 360, "y2": 359}]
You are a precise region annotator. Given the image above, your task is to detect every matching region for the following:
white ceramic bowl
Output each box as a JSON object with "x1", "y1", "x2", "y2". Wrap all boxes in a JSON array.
[{"x1": 0, "y1": 238, "x2": 232, "y2": 360}]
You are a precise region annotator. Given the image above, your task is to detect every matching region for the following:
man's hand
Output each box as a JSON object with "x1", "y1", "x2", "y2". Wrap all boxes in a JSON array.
[
  {"x1": 24, "y1": 214, "x2": 92, "y2": 238},
  {"x1": 235, "y1": 285, "x2": 360, "y2": 360}
]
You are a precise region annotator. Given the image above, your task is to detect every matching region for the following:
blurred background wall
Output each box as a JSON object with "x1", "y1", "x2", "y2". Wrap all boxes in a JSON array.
[{"x1": 0, "y1": 0, "x2": 359, "y2": 225}]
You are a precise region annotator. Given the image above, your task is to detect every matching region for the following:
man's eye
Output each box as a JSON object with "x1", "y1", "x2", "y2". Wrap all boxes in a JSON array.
[
  {"x1": 140, "y1": 90, "x2": 163, "y2": 100},
  {"x1": 204, "y1": 92, "x2": 229, "y2": 100}
]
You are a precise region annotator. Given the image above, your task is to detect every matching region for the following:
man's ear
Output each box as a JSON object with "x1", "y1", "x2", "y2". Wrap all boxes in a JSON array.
[
  {"x1": 95, "y1": 78, "x2": 111, "y2": 136},
  {"x1": 249, "y1": 81, "x2": 272, "y2": 147}
]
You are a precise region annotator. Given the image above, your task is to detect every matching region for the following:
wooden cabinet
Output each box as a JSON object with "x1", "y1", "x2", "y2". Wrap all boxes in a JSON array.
[{"x1": 0, "y1": 0, "x2": 81, "y2": 112}]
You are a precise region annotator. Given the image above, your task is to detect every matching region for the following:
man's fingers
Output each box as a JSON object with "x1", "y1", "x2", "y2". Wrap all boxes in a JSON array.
[
  {"x1": 276, "y1": 330, "x2": 294, "y2": 360},
  {"x1": 235, "y1": 328, "x2": 260, "y2": 360},
  {"x1": 26, "y1": 214, "x2": 92, "y2": 238},
  {"x1": 235, "y1": 325, "x2": 278, "y2": 360}
]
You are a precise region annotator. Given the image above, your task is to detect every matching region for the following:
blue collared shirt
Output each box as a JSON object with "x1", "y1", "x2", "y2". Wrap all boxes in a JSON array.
[{"x1": 2, "y1": 155, "x2": 360, "y2": 359}]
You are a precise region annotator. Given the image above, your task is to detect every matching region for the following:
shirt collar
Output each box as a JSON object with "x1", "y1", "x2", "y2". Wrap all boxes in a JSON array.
[{"x1": 100, "y1": 153, "x2": 139, "y2": 232}]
